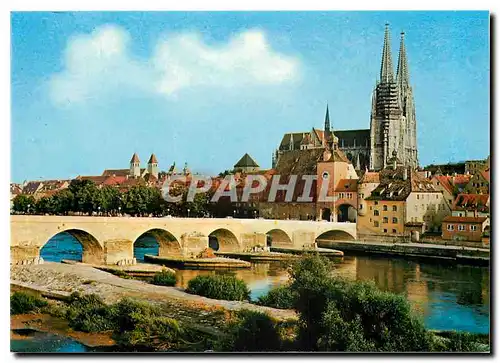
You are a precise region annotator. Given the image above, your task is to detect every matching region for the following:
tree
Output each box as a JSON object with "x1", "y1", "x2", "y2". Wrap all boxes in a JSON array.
[
  {"x1": 52, "y1": 189, "x2": 74, "y2": 215},
  {"x1": 12, "y1": 195, "x2": 35, "y2": 214},
  {"x1": 100, "y1": 185, "x2": 122, "y2": 214},
  {"x1": 69, "y1": 179, "x2": 100, "y2": 215},
  {"x1": 123, "y1": 185, "x2": 150, "y2": 216}
]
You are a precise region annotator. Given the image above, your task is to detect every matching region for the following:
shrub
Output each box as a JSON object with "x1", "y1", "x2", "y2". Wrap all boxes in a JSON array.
[
  {"x1": 256, "y1": 285, "x2": 297, "y2": 309},
  {"x1": 151, "y1": 270, "x2": 177, "y2": 287},
  {"x1": 10, "y1": 291, "x2": 48, "y2": 315},
  {"x1": 215, "y1": 310, "x2": 283, "y2": 352},
  {"x1": 65, "y1": 292, "x2": 115, "y2": 332},
  {"x1": 289, "y1": 254, "x2": 434, "y2": 352},
  {"x1": 432, "y1": 331, "x2": 489, "y2": 352},
  {"x1": 187, "y1": 274, "x2": 250, "y2": 301}
]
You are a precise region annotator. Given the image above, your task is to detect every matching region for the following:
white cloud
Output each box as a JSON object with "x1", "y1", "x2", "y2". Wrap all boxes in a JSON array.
[{"x1": 48, "y1": 24, "x2": 300, "y2": 105}]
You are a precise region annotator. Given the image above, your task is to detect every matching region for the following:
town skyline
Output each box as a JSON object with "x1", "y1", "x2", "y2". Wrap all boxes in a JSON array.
[{"x1": 11, "y1": 11, "x2": 489, "y2": 183}]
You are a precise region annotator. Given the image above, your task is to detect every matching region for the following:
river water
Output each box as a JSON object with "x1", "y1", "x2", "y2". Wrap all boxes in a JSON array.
[{"x1": 29, "y1": 232, "x2": 489, "y2": 352}]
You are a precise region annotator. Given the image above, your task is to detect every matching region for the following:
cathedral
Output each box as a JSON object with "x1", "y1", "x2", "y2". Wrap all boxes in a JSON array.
[{"x1": 274, "y1": 24, "x2": 418, "y2": 172}]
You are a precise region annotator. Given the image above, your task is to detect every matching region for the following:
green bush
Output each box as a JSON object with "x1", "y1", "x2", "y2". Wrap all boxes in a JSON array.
[
  {"x1": 151, "y1": 270, "x2": 177, "y2": 287},
  {"x1": 256, "y1": 285, "x2": 297, "y2": 309},
  {"x1": 289, "y1": 254, "x2": 434, "y2": 352},
  {"x1": 187, "y1": 274, "x2": 250, "y2": 301},
  {"x1": 65, "y1": 292, "x2": 116, "y2": 332},
  {"x1": 215, "y1": 310, "x2": 283, "y2": 352},
  {"x1": 432, "y1": 331, "x2": 489, "y2": 352},
  {"x1": 10, "y1": 291, "x2": 48, "y2": 315}
]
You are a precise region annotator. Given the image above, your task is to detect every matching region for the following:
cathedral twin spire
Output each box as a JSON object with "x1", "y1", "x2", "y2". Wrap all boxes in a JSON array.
[{"x1": 380, "y1": 23, "x2": 409, "y2": 86}]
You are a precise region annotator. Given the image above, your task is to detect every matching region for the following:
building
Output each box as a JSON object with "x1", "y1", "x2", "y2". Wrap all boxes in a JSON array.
[
  {"x1": 358, "y1": 165, "x2": 449, "y2": 236},
  {"x1": 275, "y1": 24, "x2": 418, "y2": 172},
  {"x1": 258, "y1": 129, "x2": 357, "y2": 220},
  {"x1": 465, "y1": 167, "x2": 490, "y2": 194},
  {"x1": 101, "y1": 153, "x2": 159, "y2": 180},
  {"x1": 431, "y1": 174, "x2": 472, "y2": 208},
  {"x1": 451, "y1": 193, "x2": 490, "y2": 218},
  {"x1": 442, "y1": 216, "x2": 488, "y2": 242},
  {"x1": 234, "y1": 153, "x2": 260, "y2": 173},
  {"x1": 465, "y1": 156, "x2": 489, "y2": 175},
  {"x1": 20, "y1": 179, "x2": 70, "y2": 200}
]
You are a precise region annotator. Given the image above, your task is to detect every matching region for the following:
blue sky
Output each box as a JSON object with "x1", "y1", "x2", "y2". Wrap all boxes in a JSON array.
[{"x1": 11, "y1": 11, "x2": 489, "y2": 183}]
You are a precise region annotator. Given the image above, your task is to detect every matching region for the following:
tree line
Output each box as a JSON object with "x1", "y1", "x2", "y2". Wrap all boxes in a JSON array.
[{"x1": 11, "y1": 179, "x2": 213, "y2": 218}]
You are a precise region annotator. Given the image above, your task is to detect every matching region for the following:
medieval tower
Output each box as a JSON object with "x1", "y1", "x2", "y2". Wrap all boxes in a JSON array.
[{"x1": 369, "y1": 24, "x2": 418, "y2": 170}]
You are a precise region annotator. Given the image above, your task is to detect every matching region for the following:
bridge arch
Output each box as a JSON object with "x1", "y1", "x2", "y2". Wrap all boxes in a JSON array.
[
  {"x1": 208, "y1": 228, "x2": 240, "y2": 252},
  {"x1": 315, "y1": 229, "x2": 355, "y2": 248},
  {"x1": 41, "y1": 229, "x2": 104, "y2": 265},
  {"x1": 337, "y1": 203, "x2": 357, "y2": 223},
  {"x1": 133, "y1": 228, "x2": 182, "y2": 259},
  {"x1": 266, "y1": 229, "x2": 293, "y2": 247}
]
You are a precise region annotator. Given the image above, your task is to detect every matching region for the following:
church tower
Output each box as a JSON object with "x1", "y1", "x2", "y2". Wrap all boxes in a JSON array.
[
  {"x1": 147, "y1": 153, "x2": 159, "y2": 179},
  {"x1": 130, "y1": 153, "x2": 141, "y2": 178},
  {"x1": 369, "y1": 24, "x2": 418, "y2": 171}
]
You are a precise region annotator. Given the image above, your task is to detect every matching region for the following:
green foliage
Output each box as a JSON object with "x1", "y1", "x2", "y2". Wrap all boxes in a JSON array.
[
  {"x1": 65, "y1": 292, "x2": 116, "y2": 332},
  {"x1": 151, "y1": 270, "x2": 177, "y2": 287},
  {"x1": 10, "y1": 291, "x2": 48, "y2": 315},
  {"x1": 216, "y1": 310, "x2": 283, "y2": 352},
  {"x1": 255, "y1": 285, "x2": 297, "y2": 309},
  {"x1": 12, "y1": 195, "x2": 35, "y2": 213},
  {"x1": 432, "y1": 331, "x2": 489, "y2": 352},
  {"x1": 187, "y1": 274, "x2": 250, "y2": 301},
  {"x1": 289, "y1": 254, "x2": 434, "y2": 352}
]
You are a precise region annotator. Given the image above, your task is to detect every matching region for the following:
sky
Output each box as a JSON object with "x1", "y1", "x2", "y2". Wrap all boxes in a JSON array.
[{"x1": 11, "y1": 11, "x2": 490, "y2": 183}]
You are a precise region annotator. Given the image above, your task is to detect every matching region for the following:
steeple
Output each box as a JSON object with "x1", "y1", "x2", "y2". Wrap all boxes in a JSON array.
[
  {"x1": 396, "y1": 31, "x2": 409, "y2": 88},
  {"x1": 380, "y1": 23, "x2": 394, "y2": 84},
  {"x1": 129, "y1": 152, "x2": 141, "y2": 178},
  {"x1": 324, "y1": 104, "x2": 332, "y2": 144}
]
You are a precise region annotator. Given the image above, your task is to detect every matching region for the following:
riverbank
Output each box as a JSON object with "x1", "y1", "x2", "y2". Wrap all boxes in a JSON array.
[
  {"x1": 11, "y1": 263, "x2": 296, "y2": 337},
  {"x1": 62, "y1": 259, "x2": 175, "y2": 277},
  {"x1": 317, "y1": 240, "x2": 489, "y2": 266},
  {"x1": 214, "y1": 251, "x2": 299, "y2": 262}
]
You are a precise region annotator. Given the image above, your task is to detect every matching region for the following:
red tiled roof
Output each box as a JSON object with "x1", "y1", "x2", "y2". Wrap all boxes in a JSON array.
[
  {"x1": 452, "y1": 175, "x2": 472, "y2": 185},
  {"x1": 335, "y1": 179, "x2": 358, "y2": 192},
  {"x1": 442, "y1": 216, "x2": 487, "y2": 224},
  {"x1": 102, "y1": 169, "x2": 130, "y2": 177},
  {"x1": 359, "y1": 171, "x2": 380, "y2": 184},
  {"x1": 76, "y1": 175, "x2": 109, "y2": 185},
  {"x1": 452, "y1": 193, "x2": 489, "y2": 212},
  {"x1": 434, "y1": 175, "x2": 454, "y2": 195},
  {"x1": 102, "y1": 175, "x2": 128, "y2": 186},
  {"x1": 481, "y1": 169, "x2": 490, "y2": 182}
]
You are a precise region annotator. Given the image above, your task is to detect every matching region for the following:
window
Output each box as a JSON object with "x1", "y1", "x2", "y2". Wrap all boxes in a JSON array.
[
  {"x1": 383, "y1": 229, "x2": 388, "y2": 233},
  {"x1": 447, "y1": 224, "x2": 454, "y2": 231},
  {"x1": 414, "y1": 205, "x2": 418, "y2": 212},
  {"x1": 383, "y1": 217, "x2": 388, "y2": 224},
  {"x1": 375, "y1": 201, "x2": 379, "y2": 205},
  {"x1": 383, "y1": 205, "x2": 388, "y2": 211},
  {"x1": 458, "y1": 225, "x2": 465, "y2": 231},
  {"x1": 471, "y1": 225, "x2": 477, "y2": 231},
  {"x1": 392, "y1": 205, "x2": 397, "y2": 212},
  {"x1": 360, "y1": 193, "x2": 364, "y2": 199},
  {"x1": 374, "y1": 210, "x2": 379, "y2": 216},
  {"x1": 392, "y1": 217, "x2": 398, "y2": 224},
  {"x1": 322, "y1": 172, "x2": 329, "y2": 180},
  {"x1": 370, "y1": 206, "x2": 372, "y2": 210},
  {"x1": 392, "y1": 229, "x2": 397, "y2": 233},
  {"x1": 374, "y1": 221, "x2": 379, "y2": 227},
  {"x1": 360, "y1": 204, "x2": 363, "y2": 210}
]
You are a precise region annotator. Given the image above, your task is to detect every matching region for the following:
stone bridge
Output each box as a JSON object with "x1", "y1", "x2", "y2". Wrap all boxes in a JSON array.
[{"x1": 10, "y1": 215, "x2": 356, "y2": 265}]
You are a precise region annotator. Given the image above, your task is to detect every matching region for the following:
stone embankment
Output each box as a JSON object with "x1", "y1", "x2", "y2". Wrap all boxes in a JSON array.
[
  {"x1": 11, "y1": 263, "x2": 296, "y2": 336},
  {"x1": 318, "y1": 240, "x2": 489, "y2": 265}
]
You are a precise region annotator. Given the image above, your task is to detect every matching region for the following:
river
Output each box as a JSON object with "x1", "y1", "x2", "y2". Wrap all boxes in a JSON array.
[{"x1": 22, "y1": 232, "x2": 488, "y2": 353}]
